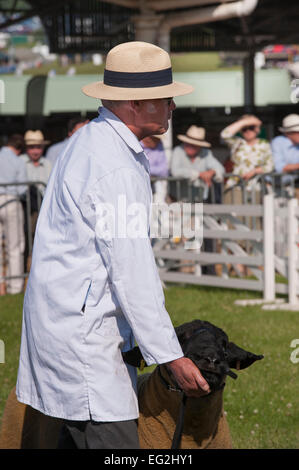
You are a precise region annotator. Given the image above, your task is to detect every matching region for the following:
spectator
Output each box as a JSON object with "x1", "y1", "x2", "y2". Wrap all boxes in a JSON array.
[
  {"x1": 22, "y1": 130, "x2": 52, "y2": 196},
  {"x1": 0, "y1": 134, "x2": 27, "y2": 295},
  {"x1": 141, "y1": 135, "x2": 169, "y2": 203},
  {"x1": 46, "y1": 116, "x2": 89, "y2": 166},
  {"x1": 21, "y1": 130, "x2": 52, "y2": 272},
  {"x1": 271, "y1": 114, "x2": 299, "y2": 196},
  {"x1": 221, "y1": 115, "x2": 273, "y2": 275},
  {"x1": 271, "y1": 114, "x2": 299, "y2": 257},
  {"x1": 221, "y1": 115, "x2": 273, "y2": 204},
  {"x1": 171, "y1": 125, "x2": 224, "y2": 202},
  {"x1": 171, "y1": 126, "x2": 224, "y2": 275}
]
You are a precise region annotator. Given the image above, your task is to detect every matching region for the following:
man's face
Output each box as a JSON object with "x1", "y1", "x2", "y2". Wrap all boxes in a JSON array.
[
  {"x1": 136, "y1": 98, "x2": 176, "y2": 137},
  {"x1": 286, "y1": 132, "x2": 299, "y2": 145},
  {"x1": 141, "y1": 136, "x2": 160, "y2": 149},
  {"x1": 183, "y1": 143, "x2": 201, "y2": 158},
  {"x1": 26, "y1": 144, "x2": 44, "y2": 162}
]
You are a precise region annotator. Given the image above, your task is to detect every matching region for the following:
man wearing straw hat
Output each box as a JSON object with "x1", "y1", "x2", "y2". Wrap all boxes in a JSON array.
[
  {"x1": 22, "y1": 130, "x2": 52, "y2": 196},
  {"x1": 271, "y1": 114, "x2": 299, "y2": 196},
  {"x1": 21, "y1": 130, "x2": 52, "y2": 272},
  {"x1": 16, "y1": 41, "x2": 210, "y2": 449},
  {"x1": 171, "y1": 125, "x2": 224, "y2": 275},
  {"x1": 171, "y1": 125, "x2": 224, "y2": 201}
]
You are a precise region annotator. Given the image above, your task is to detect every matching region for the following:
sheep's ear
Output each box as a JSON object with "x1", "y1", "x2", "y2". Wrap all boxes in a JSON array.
[
  {"x1": 227, "y1": 342, "x2": 264, "y2": 370},
  {"x1": 122, "y1": 346, "x2": 146, "y2": 368}
]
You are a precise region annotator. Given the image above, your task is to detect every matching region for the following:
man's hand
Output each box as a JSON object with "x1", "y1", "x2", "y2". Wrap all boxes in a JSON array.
[
  {"x1": 166, "y1": 357, "x2": 210, "y2": 397},
  {"x1": 199, "y1": 169, "x2": 215, "y2": 187}
]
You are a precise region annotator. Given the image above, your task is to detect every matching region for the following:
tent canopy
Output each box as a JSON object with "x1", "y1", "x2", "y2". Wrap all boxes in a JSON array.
[{"x1": 0, "y1": 0, "x2": 299, "y2": 54}]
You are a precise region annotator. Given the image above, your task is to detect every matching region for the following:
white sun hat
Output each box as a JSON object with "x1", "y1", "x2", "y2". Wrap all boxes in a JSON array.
[
  {"x1": 279, "y1": 114, "x2": 299, "y2": 133},
  {"x1": 177, "y1": 125, "x2": 211, "y2": 148}
]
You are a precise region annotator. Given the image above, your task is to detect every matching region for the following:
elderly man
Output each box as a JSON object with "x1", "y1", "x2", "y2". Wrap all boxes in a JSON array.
[
  {"x1": 171, "y1": 125, "x2": 224, "y2": 202},
  {"x1": 171, "y1": 126, "x2": 224, "y2": 275},
  {"x1": 271, "y1": 114, "x2": 299, "y2": 256},
  {"x1": 22, "y1": 130, "x2": 52, "y2": 196},
  {"x1": 271, "y1": 114, "x2": 299, "y2": 194},
  {"x1": 16, "y1": 41, "x2": 210, "y2": 450},
  {"x1": 0, "y1": 134, "x2": 27, "y2": 295},
  {"x1": 21, "y1": 131, "x2": 52, "y2": 272}
]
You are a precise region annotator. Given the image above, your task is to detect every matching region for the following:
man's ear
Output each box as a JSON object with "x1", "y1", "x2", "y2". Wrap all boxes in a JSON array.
[
  {"x1": 129, "y1": 100, "x2": 142, "y2": 113},
  {"x1": 227, "y1": 342, "x2": 264, "y2": 370},
  {"x1": 122, "y1": 346, "x2": 145, "y2": 368}
]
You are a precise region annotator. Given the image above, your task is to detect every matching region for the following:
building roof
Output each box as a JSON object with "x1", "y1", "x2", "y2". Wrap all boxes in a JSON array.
[{"x1": 1, "y1": 1, "x2": 299, "y2": 54}]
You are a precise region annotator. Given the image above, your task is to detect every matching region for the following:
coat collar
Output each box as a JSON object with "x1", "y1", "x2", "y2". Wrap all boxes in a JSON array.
[{"x1": 98, "y1": 106, "x2": 144, "y2": 155}]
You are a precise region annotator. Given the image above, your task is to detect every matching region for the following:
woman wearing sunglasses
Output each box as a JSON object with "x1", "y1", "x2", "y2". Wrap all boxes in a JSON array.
[
  {"x1": 221, "y1": 114, "x2": 273, "y2": 203},
  {"x1": 220, "y1": 115, "x2": 274, "y2": 275}
]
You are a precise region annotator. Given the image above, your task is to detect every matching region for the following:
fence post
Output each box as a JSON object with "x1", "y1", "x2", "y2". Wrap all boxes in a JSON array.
[
  {"x1": 288, "y1": 197, "x2": 298, "y2": 305},
  {"x1": 263, "y1": 193, "x2": 275, "y2": 302}
]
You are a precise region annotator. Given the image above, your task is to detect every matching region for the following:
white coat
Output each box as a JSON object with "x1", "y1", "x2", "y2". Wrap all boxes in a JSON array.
[{"x1": 16, "y1": 107, "x2": 183, "y2": 422}]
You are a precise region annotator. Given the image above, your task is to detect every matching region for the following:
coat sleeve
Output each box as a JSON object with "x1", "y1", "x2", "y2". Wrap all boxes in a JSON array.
[
  {"x1": 271, "y1": 137, "x2": 285, "y2": 173},
  {"x1": 81, "y1": 167, "x2": 184, "y2": 366},
  {"x1": 205, "y1": 150, "x2": 225, "y2": 182}
]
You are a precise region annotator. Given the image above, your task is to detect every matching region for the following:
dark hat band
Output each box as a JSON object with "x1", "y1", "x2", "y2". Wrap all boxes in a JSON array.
[{"x1": 104, "y1": 67, "x2": 173, "y2": 88}]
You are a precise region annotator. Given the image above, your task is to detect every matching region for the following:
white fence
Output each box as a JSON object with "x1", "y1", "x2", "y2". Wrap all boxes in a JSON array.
[
  {"x1": 2, "y1": 176, "x2": 299, "y2": 310},
  {"x1": 153, "y1": 192, "x2": 299, "y2": 310}
]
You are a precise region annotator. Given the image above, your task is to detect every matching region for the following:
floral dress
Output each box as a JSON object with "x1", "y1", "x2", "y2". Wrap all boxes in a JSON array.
[{"x1": 221, "y1": 129, "x2": 274, "y2": 191}]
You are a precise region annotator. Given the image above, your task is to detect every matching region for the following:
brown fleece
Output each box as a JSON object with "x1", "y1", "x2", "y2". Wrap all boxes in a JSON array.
[
  {"x1": 137, "y1": 366, "x2": 232, "y2": 449},
  {"x1": 0, "y1": 387, "x2": 61, "y2": 449}
]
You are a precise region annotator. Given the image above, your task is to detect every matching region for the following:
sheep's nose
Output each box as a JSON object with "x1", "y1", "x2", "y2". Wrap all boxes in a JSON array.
[{"x1": 208, "y1": 357, "x2": 220, "y2": 368}]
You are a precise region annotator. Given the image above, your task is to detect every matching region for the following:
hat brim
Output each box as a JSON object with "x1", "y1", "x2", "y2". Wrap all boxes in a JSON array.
[
  {"x1": 177, "y1": 134, "x2": 211, "y2": 148},
  {"x1": 81, "y1": 80, "x2": 194, "y2": 100},
  {"x1": 279, "y1": 126, "x2": 299, "y2": 133},
  {"x1": 25, "y1": 140, "x2": 50, "y2": 145}
]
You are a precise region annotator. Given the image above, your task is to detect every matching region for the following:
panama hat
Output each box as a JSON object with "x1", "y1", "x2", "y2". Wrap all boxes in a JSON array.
[
  {"x1": 177, "y1": 126, "x2": 211, "y2": 148},
  {"x1": 82, "y1": 41, "x2": 194, "y2": 100},
  {"x1": 279, "y1": 114, "x2": 299, "y2": 133},
  {"x1": 24, "y1": 130, "x2": 50, "y2": 145}
]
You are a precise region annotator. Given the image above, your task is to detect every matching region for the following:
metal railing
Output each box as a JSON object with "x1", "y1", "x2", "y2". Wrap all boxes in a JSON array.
[
  {"x1": 1, "y1": 171, "x2": 299, "y2": 302},
  {"x1": 151, "y1": 171, "x2": 299, "y2": 203},
  {"x1": 0, "y1": 182, "x2": 46, "y2": 294}
]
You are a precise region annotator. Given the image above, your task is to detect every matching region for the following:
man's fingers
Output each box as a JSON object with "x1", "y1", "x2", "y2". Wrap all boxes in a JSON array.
[
  {"x1": 194, "y1": 370, "x2": 210, "y2": 393},
  {"x1": 166, "y1": 357, "x2": 211, "y2": 395}
]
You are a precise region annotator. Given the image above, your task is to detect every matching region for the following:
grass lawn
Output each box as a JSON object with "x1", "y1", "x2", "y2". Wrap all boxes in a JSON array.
[{"x1": 0, "y1": 285, "x2": 298, "y2": 449}]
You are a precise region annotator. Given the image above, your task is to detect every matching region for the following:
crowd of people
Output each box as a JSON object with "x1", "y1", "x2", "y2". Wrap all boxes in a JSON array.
[
  {"x1": 1, "y1": 111, "x2": 299, "y2": 295},
  {"x1": 0, "y1": 117, "x2": 89, "y2": 296}
]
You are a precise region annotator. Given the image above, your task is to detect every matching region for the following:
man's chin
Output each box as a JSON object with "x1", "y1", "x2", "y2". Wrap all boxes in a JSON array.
[{"x1": 156, "y1": 124, "x2": 168, "y2": 135}]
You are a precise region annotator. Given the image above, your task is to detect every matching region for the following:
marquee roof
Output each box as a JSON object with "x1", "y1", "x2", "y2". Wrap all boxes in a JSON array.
[{"x1": 0, "y1": 1, "x2": 298, "y2": 54}]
